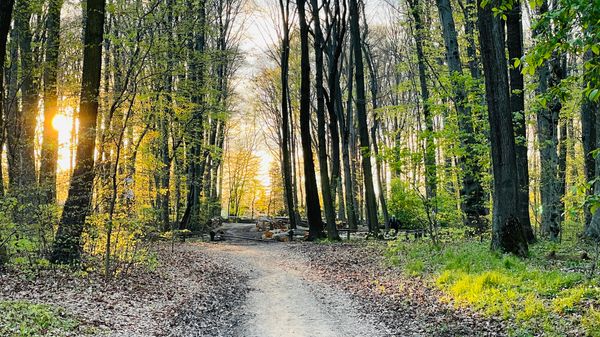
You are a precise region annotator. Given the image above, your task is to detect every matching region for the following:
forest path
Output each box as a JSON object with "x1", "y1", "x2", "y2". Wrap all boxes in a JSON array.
[{"x1": 206, "y1": 223, "x2": 386, "y2": 337}]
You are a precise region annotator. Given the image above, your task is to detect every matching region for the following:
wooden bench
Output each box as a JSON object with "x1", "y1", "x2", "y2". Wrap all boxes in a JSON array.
[
  {"x1": 395, "y1": 228, "x2": 427, "y2": 240},
  {"x1": 338, "y1": 228, "x2": 358, "y2": 240}
]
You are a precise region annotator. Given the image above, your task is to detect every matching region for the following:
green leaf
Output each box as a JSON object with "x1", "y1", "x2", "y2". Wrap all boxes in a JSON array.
[
  {"x1": 592, "y1": 45, "x2": 600, "y2": 55},
  {"x1": 589, "y1": 89, "x2": 599, "y2": 102}
]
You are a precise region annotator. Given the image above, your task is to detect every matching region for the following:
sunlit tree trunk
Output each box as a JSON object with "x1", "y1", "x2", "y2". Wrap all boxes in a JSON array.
[
  {"x1": 40, "y1": 0, "x2": 63, "y2": 204},
  {"x1": 51, "y1": 0, "x2": 106, "y2": 264},
  {"x1": 9, "y1": 0, "x2": 37, "y2": 198}
]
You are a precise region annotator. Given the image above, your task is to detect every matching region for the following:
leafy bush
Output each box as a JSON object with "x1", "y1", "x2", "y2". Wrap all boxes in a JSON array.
[
  {"x1": 0, "y1": 300, "x2": 81, "y2": 336},
  {"x1": 388, "y1": 179, "x2": 427, "y2": 229}
]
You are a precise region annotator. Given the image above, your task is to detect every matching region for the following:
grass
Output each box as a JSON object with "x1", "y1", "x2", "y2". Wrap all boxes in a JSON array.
[
  {"x1": 0, "y1": 300, "x2": 82, "y2": 337},
  {"x1": 386, "y1": 239, "x2": 600, "y2": 336}
]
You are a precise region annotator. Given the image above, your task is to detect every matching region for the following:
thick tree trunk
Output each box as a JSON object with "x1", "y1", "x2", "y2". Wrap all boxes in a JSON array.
[
  {"x1": 10, "y1": 0, "x2": 37, "y2": 197},
  {"x1": 0, "y1": 0, "x2": 15, "y2": 198},
  {"x1": 51, "y1": 0, "x2": 106, "y2": 264},
  {"x1": 297, "y1": 0, "x2": 324, "y2": 239},
  {"x1": 535, "y1": 2, "x2": 564, "y2": 240},
  {"x1": 349, "y1": 0, "x2": 378, "y2": 233},
  {"x1": 581, "y1": 50, "x2": 598, "y2": 231},
  {"x1": 181, "y1": 0, "x2": 207, "y2": 231},
  {"x1": 506, "y1": 2, "x2": 535, "y2": 242},
  {"x1": 477, "y1": 0, "x2": 528, "y2": 257},
  {"x1": 436, "y1": 0, "x2": 487, "y2": 227},
  {"x1": 310, "y1": 0, "x2": 339, "y2": 240},
  {"x1": 40, "y1": 0, "x2": 63, "y2": 204}
]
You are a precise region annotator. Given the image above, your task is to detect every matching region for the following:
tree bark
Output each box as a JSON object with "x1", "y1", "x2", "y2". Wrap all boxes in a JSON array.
[
  {"x1": 9, "y1": 0, "x2": 37, "y2": 197},
  {"x1": 0, "y1": 0, "x2": 16, "y2": 198},
  {"x1": 477, "y1": 0, "x2": 528, "y2": 256},
  {"x1": 310, "y1": 0, "x2": 339, "y2": 240},
  {"x1": 435, "y1": 0, "x2": 487, "y2": 227},
  {"x1": 51, "y1": 0, "x2": 106, "y2": 264},
  {"x1": 278, "y1": 0, "x2": 298, "y2": 229},
  {"x1": 408, "y1": 0, "x2": 436, "y2": 202},
  {"x1": 298, "y1": 0, "x2": 324, "y2": 239},
  {"x1": 40, "y1": 0, "x2": 63, "y2": 204},
  {"x1": 506, "y1": 2, "x2": 535, "y2": 242},
  {"x1": 581, "y1": 49, "x2": 597, "y2": 231},
  {"x1": 349, "y1": 0, "x2": 378, "y2": 233}
]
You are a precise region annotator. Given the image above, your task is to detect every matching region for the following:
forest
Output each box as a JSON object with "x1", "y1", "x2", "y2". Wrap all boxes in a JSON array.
[{"x1": 0, "y1": 0, "x2": 599, "y2": 335}]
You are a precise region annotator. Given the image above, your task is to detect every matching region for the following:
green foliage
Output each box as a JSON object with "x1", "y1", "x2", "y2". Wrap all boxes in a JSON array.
[
  {"x1": 0, "y1": 301, "x2": 81, "y2": 337},
  {"x1": 0, "y1": 198, "x2": 59, "y2": 272},
  {"x1": 388, "y1": 179, "x2": 427, "y2": 229},
  {"x1": 387, "y1": 240, "x2": 600, "y2": 336}
]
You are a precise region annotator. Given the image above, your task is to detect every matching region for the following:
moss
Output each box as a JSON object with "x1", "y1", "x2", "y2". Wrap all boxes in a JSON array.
[
  {"x1": 387, "y1": 239, "x2": 600, "y2": 336},
  {"x1": 582, "y1": 308, "x2": 600, "y2": 337}
]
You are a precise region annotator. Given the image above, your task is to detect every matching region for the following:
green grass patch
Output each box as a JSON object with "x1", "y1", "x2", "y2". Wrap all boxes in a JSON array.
[
  {"x1": 387, "y1": 239, "x2": 600, "y2": 336},
  {"x1": 0, "y1": 300, "x2": 81, "y2": 337}
]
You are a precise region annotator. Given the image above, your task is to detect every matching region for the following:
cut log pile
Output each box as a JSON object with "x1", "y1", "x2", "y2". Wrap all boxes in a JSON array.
[{"x1": 255, "y1": 217, "x2": 306, "y2": 242}]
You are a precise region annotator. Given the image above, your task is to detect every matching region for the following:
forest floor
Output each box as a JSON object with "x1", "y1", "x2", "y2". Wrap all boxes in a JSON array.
[{"x1": 0, "y1": 222, "x2": 507, "y2": 336}]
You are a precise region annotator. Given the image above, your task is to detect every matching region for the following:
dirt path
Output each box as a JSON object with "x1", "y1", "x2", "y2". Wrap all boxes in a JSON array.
[
  {"x1": 206, "y1": 222, "x2": 506, "y2": 337},
  {"x1": 208, "y1": 224, "x2": 386, "y2": 337}
]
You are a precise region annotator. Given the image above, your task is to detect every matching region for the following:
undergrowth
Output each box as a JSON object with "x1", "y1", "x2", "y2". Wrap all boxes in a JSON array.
[
  {"x1": 0, "y1": 300, "x2": 83, "y2": 336},
  {"x1": 387, "y1": 239, "x2": 600, "y2": 336}
]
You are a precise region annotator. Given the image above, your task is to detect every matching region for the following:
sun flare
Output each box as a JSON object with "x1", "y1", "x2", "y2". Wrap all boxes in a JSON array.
[{"x1": 52, "y1": 113, "x2": 71, "y2": 132}]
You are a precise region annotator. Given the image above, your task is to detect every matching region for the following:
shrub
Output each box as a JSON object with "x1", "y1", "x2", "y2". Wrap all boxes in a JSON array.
[{"x1": 388, "y1": 179, "x2": 426, "y2": 229}]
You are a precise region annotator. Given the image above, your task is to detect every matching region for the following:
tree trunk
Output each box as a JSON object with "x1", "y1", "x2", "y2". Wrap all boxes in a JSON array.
[
  {"x1": 341, "y1": 44, "x2": 359, "y2": 230},
  {"x1": 349, "y1": 0, "x2": 378, "y2": 233},
  {"x1": 181, "y1": 0, "x2": 207, "y2": 231},
  {"x1": 297, "y1": 0, "x2": 324, "y2": 239},
  {"x1": 10, "y1": 0, "x2": 37, "y2": 197},
  {"x1": 51, "y1": 0, "x2": 106, "y2": 264},
  {"x1": 477, "y1": 0, "x2": 528, "y2": 257},
  {"x1": 278, "y1": 0, "x2": 298, "y2": 230},
  {"x1": 310, "y1": 0, "x2": 339, "y2": 240},
  {"x1": 535, "y1": 2, "x2": 564, "y2": 240},
  {"x1": 436, "y1": 0, "x2": 487, "y2": 227},
  {"x1": 40, "y1": 0, "x2": 63, "y2": 204},
  {"x1": 362, "y1": 22, "x2": 389, "y2": 227},
  {"x1": 506, "y1": 2, "x2": 535, "y2": 242},
  {"x1": 0, "y1": 0, "x2": 16, "y2": 198},
  {"x1": 581, "y1": 49, "x2": 597, "y2": 231},
  {"x1": 408, "y1": 0, "x2": 436, "y2": 202}
]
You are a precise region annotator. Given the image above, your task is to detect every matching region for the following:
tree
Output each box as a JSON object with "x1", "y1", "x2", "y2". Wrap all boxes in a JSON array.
[
  {"x1": 407, "y1": 0, "x2": 437, "y2": 204},
  {"x1": 0, "y1": 0, "x2": 16, "y2": 198},
  {"x1": 505, "y1": 1, "x2": 534, "y2": 242},
  {"x1": 7, "y1": 0, "x2": 37, "y2": 197},
  {"x1": 51, "y1": 0, "x2": 107, "y2": 264},
  {"x1": 298, "y1": 0, "x2": 324, "y2": 239},
  {"x1": 477, "y1": 0, "x2": 528, "y2": 256},
  {"x1": 435, "y1": 0, "x2": 487, "y2": 227},
  {"x1": 309, "y1": 0, "x2": 339, "y2": 240},
  {"x1": 278, "y1": 0, "x2": 298, "y2": 229},
  {"x1": 348, "y1": 0, "x2": 378, "y2": 234},
  {"x1": 39, "y1": 0, "x2": 63, "y2": 203}
]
